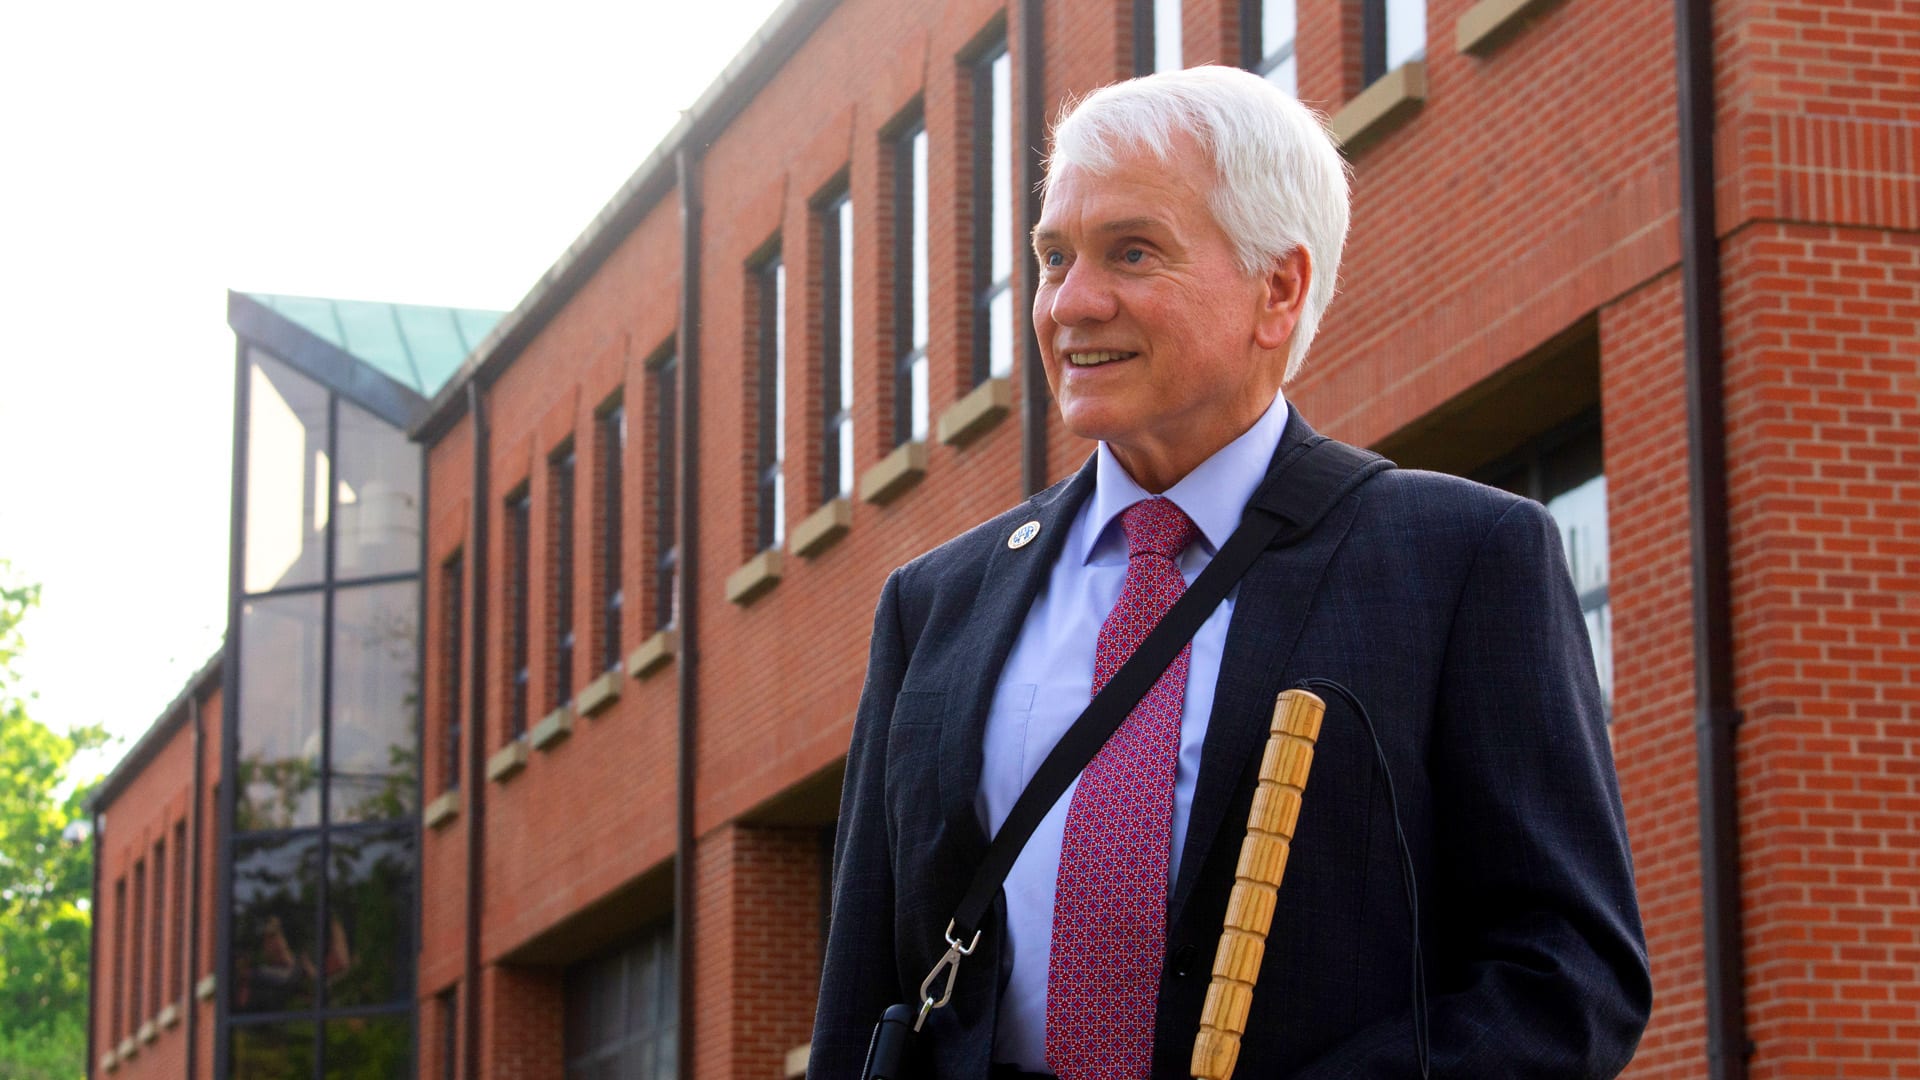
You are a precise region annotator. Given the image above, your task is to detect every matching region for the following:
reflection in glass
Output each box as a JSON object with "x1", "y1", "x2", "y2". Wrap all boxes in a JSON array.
[
  {"x1": 326, "y1": 1013, "x2": 412, "y2": 1079},
  {"x1": 564, "y1": 924, "x2": 676, "y2": 1080},
  {"x1": 326, "y1": 826, "x2": 416, "y2": 1009},
  {"x1": 1547, "y1": 474, "x2": 1612, "y2": 710},
  {"x1": 335, "y1": 399, "x2": 421, "y2": 581},
  {"x1": 244, "y1": 351, "x2": 330, "y2": 593},
  {"x1": 330, "y1": 583, "x2": 419, "y2": 823},
  {"x1": 232, "y1": 835, "x2": 320, "y2": 1014},
  {"x1": 1258, "y1": 0, "x2": 1298, "y2": 95},
  {"x1": 238, "y1": 593, "x2": 324, "y2": 830},
  {"x1": 232, "y1": 1021, "x2": 316, "y2": 1079},
  {"x1": 1154, "y1": 0, "x2": 1182, "y2": 72},
  {"x1": 1385, "y1": 0, "x2": 1426, "y2": 72}
]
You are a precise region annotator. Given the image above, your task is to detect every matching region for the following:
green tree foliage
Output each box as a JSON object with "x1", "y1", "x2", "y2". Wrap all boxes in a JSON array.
[{"x1": 0, "y1": 565, "x2": 107, "y2": 1079}]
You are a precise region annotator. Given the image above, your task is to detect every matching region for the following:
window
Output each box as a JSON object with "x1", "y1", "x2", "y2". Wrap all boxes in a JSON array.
[
  {"x1": 1484, "y1": 423, "x2": 1612, "y2": 714},
  {"x1": 172, "y1": 821, "x2": 188, "y2": 1003},
  {"x1": 820, "y1": 190, "x2": 855, "y2": 500},
  {"x1": 439, "y1": 989, "x2": 458, "y2": 1080},
  {"x1": 150, "y1": 840, "x2": 166, "y2": 1016},
  {"x1": 651, "y1": 352, "x2": 679, "y2": 631},
  {"x1": 597, "y1": 403, "x2": 625, "y2": 670},
  {"x1": 892, "y1": 119, "x2": 930, "y2": 446},
  {"x1": 754, "y1": 254, "x2": 787, "y2": 550},
  {"x1": 442, "y1": 552, "x2": 464, "y2": 791},
  {"x1": 1247, "y1": 0, "x2": 1297, "y2": 94},
  {"x1": 131, "y1": 859, "x2": 146, "y2": 1025},
  {"x1": 113, "y1": 876, "x2": 127, "y2": 1039},
  {"x1": 972, "y1": 40, "x2": 1015, "y2": 384},
  {"x1": 551, "y1": 443, "x2": 577, "y2": 707},
  {"x1": 507, "y1": 489, "x2": 532, "y2": 739},
  {"x1": 1136, "y1": 0, "x2": 1183, "y2": 74},
  {"x1": 1363, "y1": 0, "x2": 1425, "y2": 83},
  {"x1": 564, "y1": 923, "x2": 676, "y2": 1080}
]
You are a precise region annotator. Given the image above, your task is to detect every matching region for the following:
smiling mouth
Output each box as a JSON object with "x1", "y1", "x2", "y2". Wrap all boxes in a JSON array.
[{"x1": 1066, "y1": 350, "x2": 1137, "y2": 367}]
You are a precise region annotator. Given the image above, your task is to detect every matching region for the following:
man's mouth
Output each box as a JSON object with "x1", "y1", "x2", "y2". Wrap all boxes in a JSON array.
[{"x1": 1065, "y1": 350, "x2": 1137, "y2": 367}]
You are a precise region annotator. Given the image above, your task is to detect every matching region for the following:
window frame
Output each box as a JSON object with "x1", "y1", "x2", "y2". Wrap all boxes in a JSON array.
[
  {"x1": 441, "y1": 550, "x2": 464, "y2": 791},
  {"x1": 550, "y1": 442, "x2": 577, "y2": 708},
  {"x1": 505, "y1": 487, "x2": 532, "y2": 740},
  {"x1": 891, "y1": 116, "x2": 930, "y2": 448},
  {"x1": 1362, "y1": 0, "x2": 1425, "y2": 85},
  {"x1": 1242, "y1": 0, "x2": 1298, "y2": 93},
  {"x1": 650, "y1": 350, "x2": 680, "y2": 631},
  {"x1": 596, "y1": 400, "x2": 625, "y2": 672},
  {"x1": 970, "y1": 39, "x2": 1015, "y2": 386},
  {"x1": 149, "y1": 838, "x2": 166, "y2": 1016},
  {"x1": 818, "y1": 186, "x2": 855, "y2": 502},
  {"x1": 754, "y1": 252, "x2": 787, "y2": 552}
]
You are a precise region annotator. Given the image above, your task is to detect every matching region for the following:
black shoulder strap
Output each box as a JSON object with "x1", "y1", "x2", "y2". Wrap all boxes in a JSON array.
[{"x1": 947, "y1": 436, "x2": 1391, "y2": 939}]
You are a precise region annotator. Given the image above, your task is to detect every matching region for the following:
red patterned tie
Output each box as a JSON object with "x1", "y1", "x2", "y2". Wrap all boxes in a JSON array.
[{"x1": 1046, "y1": 496, "x2": 1198, "y2": 1080}]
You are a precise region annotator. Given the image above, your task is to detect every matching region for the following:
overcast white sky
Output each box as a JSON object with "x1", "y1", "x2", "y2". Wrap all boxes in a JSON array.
[{"x1": 0, "y1": 0, "x2": 786, "y2": 780}]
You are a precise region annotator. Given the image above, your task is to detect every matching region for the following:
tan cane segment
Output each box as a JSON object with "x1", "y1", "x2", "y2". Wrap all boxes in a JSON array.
[{"x1": 1190, "y1": 688, "x2": 1325, "y2": 1080}]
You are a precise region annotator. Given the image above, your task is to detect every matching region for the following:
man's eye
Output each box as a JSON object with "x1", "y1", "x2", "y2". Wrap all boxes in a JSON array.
[
  {"x1": 1122, "y1": 248, "x2": 1146, "y2": 264},
  {"x1": 1043, "y1": 251, "x2": 1066, "y2": 268}
]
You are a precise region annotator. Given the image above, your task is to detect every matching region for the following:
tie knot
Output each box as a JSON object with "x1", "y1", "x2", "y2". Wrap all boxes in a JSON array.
[{"x1": 1121, "y1": 497, "x2": 1197, "y2": 560}]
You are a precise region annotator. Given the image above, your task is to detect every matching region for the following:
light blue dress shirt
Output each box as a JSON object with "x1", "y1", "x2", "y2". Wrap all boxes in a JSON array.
[{"x1": 976, "y1": 390, "x2": 1292, "y2": 1069}]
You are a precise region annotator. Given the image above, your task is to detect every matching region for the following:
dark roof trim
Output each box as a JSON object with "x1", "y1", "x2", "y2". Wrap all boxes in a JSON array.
[
  {"x1": 87, "y1": 649, "x2": 223, "y2": 814},
  {"x1": 228, "y1": 291, "x2": 430, "y2": 431},
  {"x1": 410, "y1": 0, "x2": 843, "y2": 444}
]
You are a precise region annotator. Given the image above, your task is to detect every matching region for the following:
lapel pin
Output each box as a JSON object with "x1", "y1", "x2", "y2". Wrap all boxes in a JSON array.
[{"x1": 1008, "y1": 520, "x2": 1041, "y2": 549}]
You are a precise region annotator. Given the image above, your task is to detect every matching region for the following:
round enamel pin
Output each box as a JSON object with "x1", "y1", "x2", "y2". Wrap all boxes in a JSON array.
[{"x1": 1008, "y1": 520, "x2": 1041, "y2": 549}]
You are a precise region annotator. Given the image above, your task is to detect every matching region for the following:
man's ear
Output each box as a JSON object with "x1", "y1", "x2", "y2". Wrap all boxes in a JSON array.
[{"x1": 1253, "y1": 247, "x2": 1311, "y2": 352}]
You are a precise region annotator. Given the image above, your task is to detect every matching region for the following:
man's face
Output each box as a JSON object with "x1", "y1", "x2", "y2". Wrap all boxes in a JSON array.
[{"x1": 1031, "y1": 136, "x2": 1285, "y2": 489}]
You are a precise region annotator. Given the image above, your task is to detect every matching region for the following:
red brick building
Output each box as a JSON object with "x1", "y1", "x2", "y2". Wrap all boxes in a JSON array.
[{"x1": 90, "y1": 0, "x2": 1918, "y2": 1076}]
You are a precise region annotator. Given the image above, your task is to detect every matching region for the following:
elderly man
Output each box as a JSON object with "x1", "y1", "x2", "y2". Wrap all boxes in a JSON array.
[{"x1": 811, "y1": 65, "x2": 1649, "y2": 1078}]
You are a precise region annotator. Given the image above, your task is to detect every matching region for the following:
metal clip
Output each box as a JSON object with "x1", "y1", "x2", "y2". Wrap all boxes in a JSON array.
[{"x1": 913, "y1": 920, "x2": 983, "y2": 1032}]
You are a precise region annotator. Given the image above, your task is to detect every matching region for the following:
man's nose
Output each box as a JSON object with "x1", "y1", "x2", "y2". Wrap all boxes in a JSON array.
[{"x1": 1045, "y1": 261, "x2": 1117, "y2": 326}]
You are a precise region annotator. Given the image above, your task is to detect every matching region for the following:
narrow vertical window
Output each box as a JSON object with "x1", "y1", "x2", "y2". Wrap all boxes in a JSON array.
[
  {"x1": 1249, "y1": 0, "x2": 1297, "y2": 94},
  {"x1": 755, "y1": 254, "x2": 787, "y2": 550},
  {"x1": 113, "y1": 877, "x2": 127, "y2": 1040},
  {"x1": 973, "y1": 42, "x2": 1014, "y2": 384},
  {"x1": 652, "y1": 353, "x2": 679, "y2": 630},
  {"x1": 820, "y1": 190, "x2": 855, "y2": 500},
  {"x1": 551, "y1": 443, "x2": 577, "y2": 707},
  {"x1": 171, "y1": 820, "x2": 187, "y2": 1003},
  {"x1": 440, "y1": 988, "x2": 459, "y2": 1080},
  {"x1": 131, "y1": 859, "x2": 146, "y2": 1026},
  {"x1": 1363, "y1": 0, "x2": 1425, "y2": 83},
  {"x1": 1137, "y1": 0, "x2": 1183, "y2": 73},
  {"x1": 598, "y1": 403, "x2": 625, "y2": 670},
  {"x1": 893, "y1": 120, "x2": 930, "y2": 446},
  {"x1": 442, "y1": 551, "x2": 464, "y2": 790},
  {"x1": 149, "y1": 840, "x2": 166, "y2": 1016},
  {"x1": 507, "y1": 490, "x2": 532, "y2": 739}
]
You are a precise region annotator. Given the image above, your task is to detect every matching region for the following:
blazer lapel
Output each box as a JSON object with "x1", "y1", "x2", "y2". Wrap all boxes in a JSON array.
[
  {"x1": 1168, "y1": 415, "x2": 1357, "y2": 926},
  {"x1": 938, "y1": 458, "x2": 1098, "y2": 866}
]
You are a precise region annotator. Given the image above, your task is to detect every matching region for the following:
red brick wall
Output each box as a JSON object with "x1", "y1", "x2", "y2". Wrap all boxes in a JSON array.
[{"x1": 692, "y1": 824, "x2": 825, "y2": 1079}]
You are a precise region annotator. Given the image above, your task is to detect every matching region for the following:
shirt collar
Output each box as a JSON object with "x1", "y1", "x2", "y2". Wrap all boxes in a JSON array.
[{"x1": 1083, "y1": 388, "x2": 1292, "y2": 564}]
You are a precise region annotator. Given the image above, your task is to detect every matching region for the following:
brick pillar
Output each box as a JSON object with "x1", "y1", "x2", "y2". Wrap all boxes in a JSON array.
[
  {"x1": 1600, "y1": 271, "x2": 1713, "y2": 1078},
  {"x1": 479, "y1": 964, "x2": 564, "y2": 1080},
  {"x1": 693, "y1": 823, "x2": 828, "y2": 1080}
]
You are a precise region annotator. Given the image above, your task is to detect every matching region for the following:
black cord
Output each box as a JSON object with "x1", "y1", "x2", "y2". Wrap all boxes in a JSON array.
[{"x1": 1298, "y1": 678, "x2": 1431, "y2": 1079}]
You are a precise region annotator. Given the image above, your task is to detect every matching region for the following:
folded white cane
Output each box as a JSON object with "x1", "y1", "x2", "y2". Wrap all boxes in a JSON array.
[{"x1": 1190, "y1": 688, "x2": 1325, "y2": 1080}]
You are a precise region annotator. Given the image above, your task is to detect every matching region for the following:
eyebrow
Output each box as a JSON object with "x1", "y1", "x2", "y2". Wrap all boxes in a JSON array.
[{"x1": 1031, "y1": 217, "x2": 1171, "y2": 248}]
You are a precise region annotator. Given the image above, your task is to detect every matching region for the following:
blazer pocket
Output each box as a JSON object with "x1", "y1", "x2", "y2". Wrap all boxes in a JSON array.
[{"x1": 885, "y1": 691, "x2": 946, "y2": 842}]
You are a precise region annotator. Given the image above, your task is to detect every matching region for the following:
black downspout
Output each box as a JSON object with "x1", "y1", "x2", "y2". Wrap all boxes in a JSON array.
[
  {"x1": 184, "y1": 690, "x2": 204, "y2": 1080},
  {"x1": 1016, "y1": 0, "x2": 1049, "y2": 496},
  {"x1": 673, "y1": 143, "x2": 703, "y2": 1080},
  {"x1": 462, "y1": 381, "x2": 490, "y2": 1080},
  {"x1": 213, "y1": 339, "x2": 251, "y2": 1080},
  {"x1": 411, "y1": 442, "x2": 430, "y2": 1077},
  {"x1": 1674, "y1": 0, "x2": 1748, "y2": 1076},
  {"x1": 86, "y1": 809, "x2": 100, "y2": 1079}
]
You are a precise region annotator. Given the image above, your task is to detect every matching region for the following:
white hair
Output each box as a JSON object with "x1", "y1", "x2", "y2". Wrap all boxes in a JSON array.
[{"x1": 1044, "y1": 65, "x2": 1351, "y2": 383}]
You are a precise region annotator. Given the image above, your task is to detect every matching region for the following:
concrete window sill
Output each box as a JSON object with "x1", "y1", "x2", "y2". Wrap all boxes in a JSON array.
[
  {"x1": 195, "y1": 974, "x2": 217, "y2": 1001},
  {"x1": 118, "y1": 1038, "x2": 136, "y2": 1059},
  {"x1": 859, "y1": 440, "x2": 928, "y2": 506},
  {"x1": 627, "y1": 629, "x2": 677, "y2": 679},
  {"x1": 101, "y1": 1050, "x2": 119, "y2": 1073},
  {"x1": 486, "y1": 739, "x2": 529, "y2": 783},
  {"x1": 784, "y1": 1043, "x2": 811, "y2": 1079},
  {"x1": 936, "y1": 377, "x2": 1011, "y2": 448},
  {"x1": 138, "y1": 1020, "x2": 156, "y2": 1044},
  {"x1": 1329, "y1": 60, "x2": 1427, "y2": 151},
  {"x1": 530, "y1": 706, "x2": 575, "y2": 751},
  {"x1": 726, "y1": 549, "x2": 784, "y2": 606},
  {"x1": 158, "y1": 1003, "x2": 180, "y2": 1029},
  {"x1": 1457, "y1": 0, "x2": 1561, "y2": 54},
  {"x1": 423, "y1": 789, "x2": 460, "y2": 829},
  {"x1": 792, "y1": 498, "x2": 852, "y2": 558},
  {"x1": 578, "y1": 667, "x2": 622, "y2": 716}
]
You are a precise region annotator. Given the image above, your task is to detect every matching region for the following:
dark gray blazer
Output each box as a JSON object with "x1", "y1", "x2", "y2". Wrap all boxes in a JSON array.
[{"x1": 810, "y1": 415, "x2": 1651, "y2": 1078}]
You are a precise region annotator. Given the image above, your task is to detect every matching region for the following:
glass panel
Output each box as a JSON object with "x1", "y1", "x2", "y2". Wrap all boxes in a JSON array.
[
  {"x1": 911, "y1": 129, "x2": 929, "y2": 352},
  {"x1": 232, "y1": 1021, "x2": 316, "y2": 1079},
  {"x1": 989, "y1": 287, "x2": 1014, "y2": 380},
  {"x1": 1266, "y1": 52, "x2": 1297, "y2": 95},
  {"x1": 1155, "y1": 0, "x2": 1183, "y2": 72},
  {"x1": 837, "y1": 417, "x2": 855, "y2": 499},
  {"x1": 990, "y1": 51, "x2": 1013, "y2": 282},
  {"x1": 325, "y1": 1013, "x2": 412, "y2": 1078},
  {"x1": 330, "y1": 582, "x2": 419, "y2": 823},
  {"x1": 238, "y1": 593, "x2": 324, "y2": 830},
  {"x1": 909, "y1": 354, "x2": 929, "y2": 443},
  {"x1": 1386, "y1": 0, "x2": 1426, "y2": 71},
  {"x1": 244, "y1": 351, "x2": 330, "y2": 593},
  {"x1": 1546, "y1": 473, "x2": 1611, "y2": 709},
  {"x1": 335, "y1": 399, "x2": 421, "y2": 581},
  {"x1": 1262, "y1": 0, "x2": 1295, "y2": 60},
  {"x1": 231, "y1": 834, "x2": 320, "y2": 1014},
  {"x1": 325, "y1": 826, "x2": 416, "y2": 1007}
]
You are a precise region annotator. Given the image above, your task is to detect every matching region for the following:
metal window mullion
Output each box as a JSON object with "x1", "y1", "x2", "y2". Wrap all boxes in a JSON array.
[
  {"x1": 310, "y1": 392, "x2": 339, "y2": 1075},
  {"x1": 1362, "y1": 0, "x2": 1387, "y2": 84}
]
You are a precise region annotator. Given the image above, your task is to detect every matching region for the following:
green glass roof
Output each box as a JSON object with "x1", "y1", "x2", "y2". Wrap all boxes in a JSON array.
[{"x1": 242, "y1": 293, "x2": 504, "y2": 397}]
